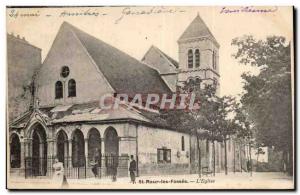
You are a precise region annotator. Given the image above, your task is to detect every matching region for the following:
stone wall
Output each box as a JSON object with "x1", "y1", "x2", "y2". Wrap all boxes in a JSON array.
[
  {"x1": 36, "y1": 24, "x2": 114, "y2": 107},
  {"x1": 7, "y1": 34, "x2": 41, "y2": 121}
]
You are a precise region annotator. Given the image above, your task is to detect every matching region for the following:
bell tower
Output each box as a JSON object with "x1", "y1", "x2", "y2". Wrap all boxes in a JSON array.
[{"x1": 177, "y1": 14, "x2": 220, "y2": 94}]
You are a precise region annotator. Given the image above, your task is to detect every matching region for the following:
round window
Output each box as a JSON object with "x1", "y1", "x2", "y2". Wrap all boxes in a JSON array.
[{"x1": 61, "y1": 66, "x2": 70, "y2": 78}]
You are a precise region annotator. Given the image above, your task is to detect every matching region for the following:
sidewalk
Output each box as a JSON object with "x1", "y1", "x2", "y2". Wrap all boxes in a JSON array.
[{"x1": 8, "y1": 172, "x2": 294, "y2": 189}]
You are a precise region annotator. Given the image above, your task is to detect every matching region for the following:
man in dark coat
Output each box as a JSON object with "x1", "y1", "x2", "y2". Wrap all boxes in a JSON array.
[
  {"x1": 91, "y1": 148, "x2": 101, "y2": 178},
  {"x1": 129, "y1": 155, "x2": 137, "y2": 184}
]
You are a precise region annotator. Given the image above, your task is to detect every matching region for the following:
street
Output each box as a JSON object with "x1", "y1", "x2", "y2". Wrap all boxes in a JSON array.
[{"x1": 8, "y1": 172, "x2": 294, "y2": 189}]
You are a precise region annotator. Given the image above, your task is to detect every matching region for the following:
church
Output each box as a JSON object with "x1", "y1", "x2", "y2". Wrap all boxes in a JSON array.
[{"x1": 9, "y1": 15, "x2": 243, "y2": 179}]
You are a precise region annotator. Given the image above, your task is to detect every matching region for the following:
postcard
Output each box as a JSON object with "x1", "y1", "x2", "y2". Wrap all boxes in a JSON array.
[{"x1": 6, "y1": 6, "x2": 294, "y2": 190}]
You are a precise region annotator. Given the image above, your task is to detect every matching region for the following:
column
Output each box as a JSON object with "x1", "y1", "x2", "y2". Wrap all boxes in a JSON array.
[
  {"x1": 53, "y1": 139, "x2": 57, "y2": 158},
  {"x1": 26, "y1": 138, "x2": 32, "y2": 157},
  {"x1": 101, "y1": 138, "x2": 105, "y2": 155},
  {"x1": 20, "y1": 140, "x2": 25, "y2": 169},
  {"x1": 23, "y1": 138, "x2": 28, "y2": 158},
  {"x1": 84, "y1": 138, "x2": 88, "y2": 166},
  {"x1": 100, "y1": 138, "x2": 105, "y2": 173},
  {"x1": 64, "y1": 140, "x2": 69, "y2": 167},
  {"x1": 47, "y1": 139, "x2": 55, "y2": 158},
  {"x1": 40, "y1": 141, "x2": 44, "y2": 175},
  {"x1": 23, "y1": 138, "x2": 31, "y2": 178},
  {"x1": 68, "y1": 139, "x2": 73, "y2": 168},
  {"x1": 47, "y1": 139, "x2": 55, "y2": 176}
]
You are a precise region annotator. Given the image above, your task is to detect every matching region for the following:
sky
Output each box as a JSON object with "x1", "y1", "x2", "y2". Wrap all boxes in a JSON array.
[{"x1": 6, "y1": 6, "x2": 293, "y2": 98}]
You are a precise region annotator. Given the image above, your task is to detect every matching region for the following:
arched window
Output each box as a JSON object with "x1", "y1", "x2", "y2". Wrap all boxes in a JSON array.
[
  {"x1": 181, "y1": 136, "x2": 185, "y2": 151},
  {"x1": 188, "y1": 49, "x2": 193, "y2": 68},
  {"x1": 195, "y1": 49, "x2": 200, "y2": 68},
  {"x1": 68, "y1": 79, "x2": 76, "y2": 97},
  {"x1": 55, "y1": 81, "x2": 63, "y2": 99},
  {"x1": 212, "y1": 50, "x2": 217, "y2": 70}
]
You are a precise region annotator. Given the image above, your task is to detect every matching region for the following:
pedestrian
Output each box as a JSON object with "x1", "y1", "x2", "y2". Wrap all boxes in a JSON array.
[
  {"x1": 112, "y1": 155, "x2": 118, "y2": 182},
  {"x1": 91, "y1": 148, "x2": 100, "y2": 178},
  {"x1": 52, "y1": 157, "x2": 65, "y2": 188},
  {"x1": 129, "y1": 155, "x2": 137, "y2": 184},
  {"x1": 247, "y1": 160, "x2": 251, "y2": 172}
]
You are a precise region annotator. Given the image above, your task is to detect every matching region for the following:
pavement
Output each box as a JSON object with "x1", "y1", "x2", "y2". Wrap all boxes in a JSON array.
[{"x1": 7, "y1": 172, "x2": 294, "y2": 190}]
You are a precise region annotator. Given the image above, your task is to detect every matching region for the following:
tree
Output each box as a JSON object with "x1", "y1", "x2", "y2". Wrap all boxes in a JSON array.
[
  {"x1": 234, "y1": 105, "x2": 254, "y2": 176},
  {"x1": 160, "y1": 80, "x2": 238, "y2": 176},
  {"x1": 232, "y1": 35, "x2": 293, "y2": 175},
  {"x1": 213, "y1": 96, "x2": 237, "y2": 175},
  {"x1": 156, "y1": 81, "x2": 208, "y2": 177}
]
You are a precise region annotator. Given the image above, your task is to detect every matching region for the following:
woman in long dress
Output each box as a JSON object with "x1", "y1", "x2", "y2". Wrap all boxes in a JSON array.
[{"x1": 52, "y1": 158, "x2": 64, "y2": 188}]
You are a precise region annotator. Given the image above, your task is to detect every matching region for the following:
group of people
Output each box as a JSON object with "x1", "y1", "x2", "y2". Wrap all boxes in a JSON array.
[{"x1": 52, "y1": 152, "x2": 137, "y2": 188}]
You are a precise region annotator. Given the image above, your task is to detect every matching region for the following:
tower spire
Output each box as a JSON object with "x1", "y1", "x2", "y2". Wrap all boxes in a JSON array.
[{"x1": 178, "y1": 14, "x2": 218, "y2": 46}]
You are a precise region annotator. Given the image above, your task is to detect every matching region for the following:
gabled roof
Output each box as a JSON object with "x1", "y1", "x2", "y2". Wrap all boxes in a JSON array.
[
  {"x1": 9, "y1": 108, "x2": 52, "y2": 129},
  {"x1": 62, "y1": 22, "x2": 172, "y2": 95},
  {"x1": 178, "y1": 15, "x2": 219, "y2": 46},
  {"x1": 142, "y1": 45, "x2": 178, "y2": 72},
  {"x1": 9, "y1": 110, "x2": 32, "y2": 128},
  {"x1": 151, "y1": 46, "x2": 179, "y2": 69}
]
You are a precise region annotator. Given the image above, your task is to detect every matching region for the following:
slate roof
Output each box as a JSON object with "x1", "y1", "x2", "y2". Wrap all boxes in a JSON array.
[
  {"x1": 63, "y1": 22, "x2": 172, "y2": 95},
  {"x1": 178, "y1": 15, "x2": 219, "y2": 46},
  {"x1": 49, "y1": 102, "x2": 151, "y2": 124},
  {"x1": 10, "y1": 100, "x2": 172, "y2": 129},
  {"x1": 10, "y1": 99, "x2": 189, "y2": 134}
]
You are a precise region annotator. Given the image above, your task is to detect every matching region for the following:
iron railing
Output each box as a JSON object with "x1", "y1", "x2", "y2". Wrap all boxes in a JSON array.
[{"x1": 25, "y1": 155, "x2": 129, "y2": 179}]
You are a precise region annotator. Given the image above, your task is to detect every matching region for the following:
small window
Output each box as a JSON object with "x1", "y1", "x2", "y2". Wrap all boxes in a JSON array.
[
  {"x1": 212, "y1": 50, "x2": 217, "y2": 70},
  {"x1": 158, "y1": 149, "x2": 164, "y2": 163},
  {"x1": 195, "y1": 49, "x2": 200, "y2": 68},
  {"x1": 68, "y1": 79, "x2": 76, "y2": 97},
  {"x1": 165, "y1": 149, "x2": 171, "y2": 162},
  {"x1": 181, "y1": 136, "x2": 185, "y2": 151},
  {"x1": 157, "y1": 148, "x2": 171, "y2": 163},
  {"x1": 55, "y1": 81, "x2": 63, "y2": 99},
  {"x1": 188, "y1": 49, "x2": 193, "y2": 69},
  {"x1": 61, "y1": 66, "x2": 70, "y2": 78}
]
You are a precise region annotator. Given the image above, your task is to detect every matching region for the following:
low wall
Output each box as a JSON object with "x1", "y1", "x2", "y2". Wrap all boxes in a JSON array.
[{"x1": 139, "y1": 163, "x2": 190, "y2": 176}]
